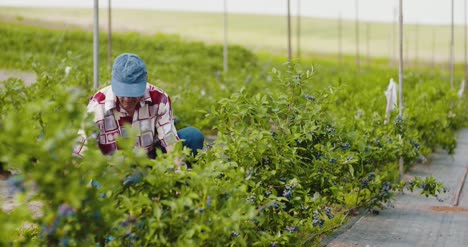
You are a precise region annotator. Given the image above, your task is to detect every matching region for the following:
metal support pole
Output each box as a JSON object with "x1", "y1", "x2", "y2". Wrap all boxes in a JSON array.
[
  {"x1": 432, "y1": 28, "x2": 436, "y2": 69},
  {"x1": 93, "y1": 0, "x2": 99, "y2": 90},
  {"x1": 465, "y1": 0, "x2": 467, "y2": 84},
  {"x1": 287, "y1": 0, "x2": 292, "y2": 62},
  {"x1": 415, "y1": 23, "x2": 419, "y2": 68},
  {"x1": 450, "y1": 0, "x2": 455, "y2": 89},
  {"x1": 223, "y1": 0, "x2": 228, "y2": 73},
  {"x1": 297, "y1": 0, "x2": 301, "y2": 58},
  {"x1": 393, "y1": 6, "x2": 397, "y2": 67},
  {"x1": 339, "y1": 12, "x2": 343, "y2": 65},
  {"x1": 355, "y1": 0, "x2": 360, "y2": 72},
  {"x1": 108, "y1": 0, "x2": 112, "y2": 72},
  {"x1": 398, "y1": 0, "x2": 404, "y2": 182},
  {"x1": 366, "y1": 22, "x2": 370, "y2": 65}
]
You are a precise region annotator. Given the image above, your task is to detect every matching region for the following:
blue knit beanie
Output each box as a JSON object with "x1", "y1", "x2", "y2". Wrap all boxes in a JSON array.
[{"x1": 111, "y1": 53, "x2": 147, "y2": 97}]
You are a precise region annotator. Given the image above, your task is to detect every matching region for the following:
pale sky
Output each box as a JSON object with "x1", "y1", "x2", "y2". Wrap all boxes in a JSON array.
[{"x1": 0, "y1": 0, "x2": 466, "y2": 25}]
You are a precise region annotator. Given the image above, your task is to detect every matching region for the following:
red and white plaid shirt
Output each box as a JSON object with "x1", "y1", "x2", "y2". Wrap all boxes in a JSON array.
[{"x1": 73, "y1": 84, "x2": 179, "y2": 157}]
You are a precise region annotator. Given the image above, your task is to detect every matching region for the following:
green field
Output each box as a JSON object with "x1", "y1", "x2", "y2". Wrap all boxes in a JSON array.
[
  {"x1": 0, "y1": 6, "x2": 466, "y2": 65},
  {"x1": 0, "y1": 10, "x2": 467, "y2": 246}
]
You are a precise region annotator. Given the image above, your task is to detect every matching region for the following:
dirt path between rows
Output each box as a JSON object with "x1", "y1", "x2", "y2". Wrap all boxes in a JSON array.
[
  {"x1": 327, "y1": 129, "x2": 468, "y2": 247},
  {"x1": 1, "y1": 69, "x2": 40, "y2": 217}
]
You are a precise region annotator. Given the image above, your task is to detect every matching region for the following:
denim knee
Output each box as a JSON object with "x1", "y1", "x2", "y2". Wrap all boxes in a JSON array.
[{"x1": 177, "y1": 127, "x2": 204, "y2": 156}]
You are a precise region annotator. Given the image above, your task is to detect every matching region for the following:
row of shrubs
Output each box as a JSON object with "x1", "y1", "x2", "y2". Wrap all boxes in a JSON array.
[{"x1": 0, "y1": 22, "x2": 466, "y2": 246}]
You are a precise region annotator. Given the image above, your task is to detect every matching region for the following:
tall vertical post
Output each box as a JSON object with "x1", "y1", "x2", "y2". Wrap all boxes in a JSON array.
[
  {"x1": 108, "y1": 0, "x2": 112, "y2": 72},
  {"x1": 224, "y1": 0, "x2": 228, "y2": 73},
  {"x1": 465, "y1": 0, "x2": 467, "y2": 84},
  {"x1": 393, "y1": 5, "x2": 397, "y2": 67},
  {"x1": 287, "y1": 0, "x2": 292, "y2": 62},
  {"x1": 398, "y1": 0, "x2": 404, "y2": 182},
  {"x1": 93, "y1": 0, "x2": 99, "y2": 90},
  {"x1": 450, "y1": 0, "x2": 455, "y2": 89},
  {"x1": 432, "y1": 28, "x2": 436, "y2": 69},
  {"x1": 355, "y1": 0, "x2": 360, "y2": 72},
  {"x1": 296, "y1": 0, "x2": 301, "y2": 58},
  {"x1": 366, "y1": 22, "x2": 370, "y2": 65},
  {"x1": 415, "y1": 23, "x2": 419, "y2": 68},
  {"x1": 338, "y1": 12, "x2": 343, "y2": 65}
]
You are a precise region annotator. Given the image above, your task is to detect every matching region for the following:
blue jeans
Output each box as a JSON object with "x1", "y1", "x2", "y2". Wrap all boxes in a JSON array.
[
  {"x1": 149, "y1": 127, "x2": 204, "y2": 159},
  {"x1": 177, "y1": 127, "x2": 205, "y2": 156}
]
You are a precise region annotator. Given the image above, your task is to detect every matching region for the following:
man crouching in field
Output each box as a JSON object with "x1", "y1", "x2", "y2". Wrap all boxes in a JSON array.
[{"x1": 73, "y1": 53, "x2": 204, "y2": 162}]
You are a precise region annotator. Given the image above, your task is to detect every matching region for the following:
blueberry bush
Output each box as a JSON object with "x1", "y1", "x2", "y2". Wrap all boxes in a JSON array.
[{"x1": 0, "y1": 21, "x2": 466, "y2": 246}]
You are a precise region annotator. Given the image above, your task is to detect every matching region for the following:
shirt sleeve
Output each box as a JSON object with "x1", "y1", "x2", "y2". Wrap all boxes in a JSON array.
[
  {"x1": 73, "y1": 97, "x2": 100, "y2": 157},
  {"x1": 155, "y1": 96, "x2": 179, "y2": 147},
  {"x1": 72, "y1": 129, "x2": 88, "y2": 157}
]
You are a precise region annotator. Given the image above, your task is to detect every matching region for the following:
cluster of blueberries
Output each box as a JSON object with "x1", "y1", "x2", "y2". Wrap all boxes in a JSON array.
[{"x1": 361, "y1": 172, "x2": 376, "y2": 188}]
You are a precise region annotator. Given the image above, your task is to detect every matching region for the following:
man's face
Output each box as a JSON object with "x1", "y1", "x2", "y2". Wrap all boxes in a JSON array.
[{"x1": 117, "y1": 96, "x2": 142, "y2": 113}]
